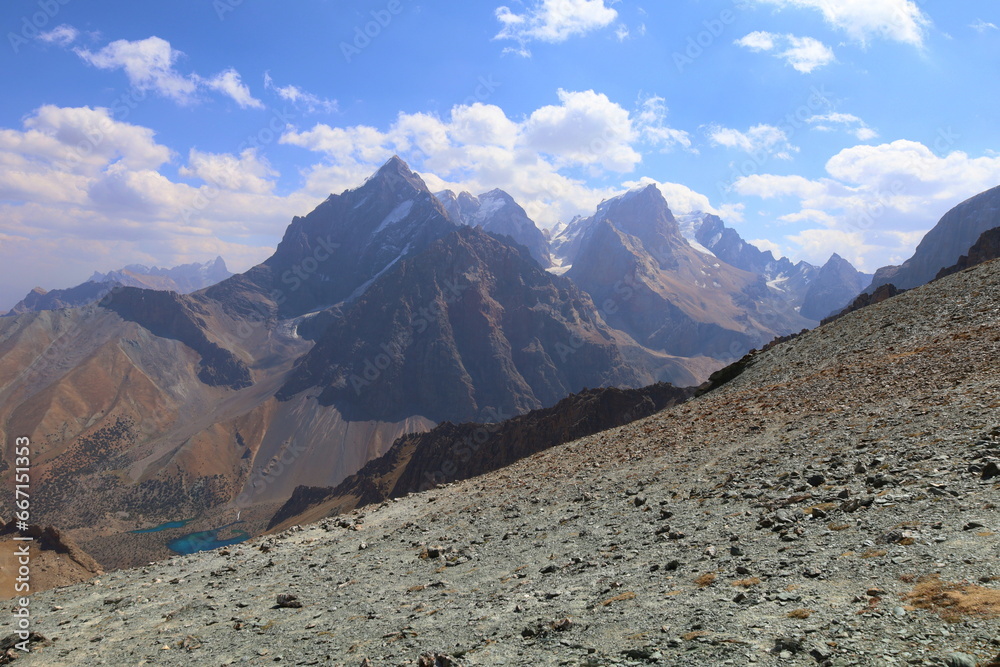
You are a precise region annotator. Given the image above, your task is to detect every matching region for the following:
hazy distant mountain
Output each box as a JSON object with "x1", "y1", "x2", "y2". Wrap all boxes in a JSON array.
[
  {"x1": 5, "y1": 257, "x2": 232, "y2": 316},
  {"x1": 868, "y1": 184, "x2": 1000, "y2": 292},
  {"x1": 688, "y1": 213, "x2": 817, "y2": 301},
  {"x1": 799, "y1": 253, "x2": 873, "y2": 321},
  {"x1": 90, "y1": 257, "x2": 232, "y2": 293},
  {"x1": 435, "y1": 188, "x2": 552, "y2": 267}
]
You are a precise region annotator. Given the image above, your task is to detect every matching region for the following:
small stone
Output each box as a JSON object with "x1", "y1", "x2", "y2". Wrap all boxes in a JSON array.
[
  {"x1": 806, "y1": 474, "x2": 826, "y2": 487},
  {"x1": 983, "y1": 461, "x2": 1000, "y2": 480},
  {"x1": 945, "y1": 652, "x2": 978, "y2": 667},
  {"x1": 276, "y1": 594, "x2": 302, "y2": 609}
]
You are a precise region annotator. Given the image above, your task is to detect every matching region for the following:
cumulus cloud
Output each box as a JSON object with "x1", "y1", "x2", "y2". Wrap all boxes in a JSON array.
[
  {"x1": 201, "y1": 69, "x2": 263, "y2": 109},
  {"x1": 734, "y1": 140, "x2": 1000, "y2": 268},
  {"x1": 37, "y1": 25, "x2": 79, "y2": 46},
  {"x1": 0, "y1": 104, "x2": 312, "y2": 309},
  {"x1": 263, "y1": 73, "x2": 338, "y2": 114},
  {"x1": 180, "y1": 148, "x2": 277, "y2": 194},
  {"x1": 707, "y1": 123, "x2": 799, "y2": 160},
  {"x1": 495, "y1": 0, "x2": 618, "y2": 55},
  {"x1": 75, "y1": 36, "x2": 200, "y2": 104},
  {"x1": 735, "y1": 31, "x2": 836, "y2": 73},
  {"x1": 279, "y1": 89, "x2": 696, "y2": 225},
  {"x1": 807, "y1": 112, "x2": 878, "y2": 141},
  {"x1": 635, "y1": 96, "x2": 694, "y2": 152},
  {"x1": 746, "y1": 0, "x2": 930, "y2": 47},
  {"x1": 73, "y1": 34, "x2": 261, "y2": 108}
]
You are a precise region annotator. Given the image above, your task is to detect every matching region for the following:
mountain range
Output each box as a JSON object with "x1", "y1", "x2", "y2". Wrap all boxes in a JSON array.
[
  {"x1": 1, "y1": 156, "x2": 996, "y2": 573},
  {"x1": 4, "y1": 257, "x2": 232, "y2": 316}
]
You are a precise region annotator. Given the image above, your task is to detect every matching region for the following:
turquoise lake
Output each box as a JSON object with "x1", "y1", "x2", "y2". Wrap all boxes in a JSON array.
[
  {"x1": 128, "y1": 519, "x2": 194, "y2": 534},
  {"x1": 166, "y1": 521, "x2": 250, "y2": 555}
]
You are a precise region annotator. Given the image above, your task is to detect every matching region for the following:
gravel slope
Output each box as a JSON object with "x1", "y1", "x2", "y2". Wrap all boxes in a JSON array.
[{"x1": 5, "y1": 260, "x2": 1000, "y2": 667}]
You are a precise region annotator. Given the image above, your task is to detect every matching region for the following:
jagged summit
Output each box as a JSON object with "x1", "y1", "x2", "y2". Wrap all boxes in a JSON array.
[{"x1": 433, "y1": 187, "x2": 552, "y2": 267}]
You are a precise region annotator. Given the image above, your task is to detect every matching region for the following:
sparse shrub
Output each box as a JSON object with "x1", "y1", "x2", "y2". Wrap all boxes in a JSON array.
[{"x1": 695, "y1": 572, "x2": 717, "y2": 588}]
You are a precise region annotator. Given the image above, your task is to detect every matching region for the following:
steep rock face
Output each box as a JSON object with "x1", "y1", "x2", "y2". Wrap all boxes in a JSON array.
[
  {"x1": 279, "y1": 225, "x2": 653, "y2": 423},
  {"x1": 100, "y1": 287, "x2": 253, "y2": 390},
  {"x1": 207, "y1": 156, "x2": 459, "y2": 319},
  {"x1": 869, "y1": 184, "x2": 1000, "y2": 291},
  {"x1": 935, "y1": 227, "x2": 1000, "y2": 280},
  {"x1": 690, "y1": 213, "x2": 819, "y2": 307},
  {"x1": 566, "y1": 186, "x2": 812, "y2": 360},
  {"x1": 548, "y1": 214, "x2": 591, "y2": 267},
  {"x1": 436, "y1": 188, "x2": 552, "y2": 267},
  {"x1": 799, "y1": 253, "x2": 873, "y2": 321},
  {"x1": 0, "y1": 523, "x2": 103, "y2": 597},
  {"x1": 269, "y1": 382, "x2": 692, "y2": 529}
]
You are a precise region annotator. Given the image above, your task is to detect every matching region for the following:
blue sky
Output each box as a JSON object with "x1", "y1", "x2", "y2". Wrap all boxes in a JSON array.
[{"x1": 1, "y1": 0, "x2": 998, "y2": 309}]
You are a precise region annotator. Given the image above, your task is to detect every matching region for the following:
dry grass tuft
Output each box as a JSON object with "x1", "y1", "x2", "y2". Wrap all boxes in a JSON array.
[
  {"x1": 732, "y1": 577, "x2": 762, "y2": 588},
  {"x1": 902, "y1": 574, "x2": 1000, "y2": 621},
  {"x1": 694, "y1": 572, "x2": 717, "y2": 588},
  {"x1": 600, "y1": 591, "x2": 636, "y2": 606}
]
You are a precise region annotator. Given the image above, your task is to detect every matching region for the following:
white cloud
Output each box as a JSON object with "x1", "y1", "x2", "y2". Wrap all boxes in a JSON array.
[
  {"x1": 280, "y1": 90, "x2": 696, "y2": 225},
  {"x1": 495, "y1": 0, "x2": 618, "y2": 55},
  {"x1": 73, "y1": 34, "x2": 261, "y2": 109},
  {"x1": 708, "y1": 123, "x2": 798, "y2": 159},
  {"x1": 180, "y1": 148, "x2": 277, "y2": 194},
  {"x1": 264, "y1": 73, "x2": 338, "y2": 114},
  {"x1": 786, "y1": 228, "x2": 876, "y2": 268},
  {"x1": 746, "y1": 0, "x2": 930, "y2": 47},
  {"x1": 807, "y1": 112, "x2": 878, "y2": 141},
  {"x1": 735, "y1": 31, "x2": 836, "y2": 73},
  {"x1": 779, "y1": 35, "x2": 836, "y2": 72},
  {"x1": 75, "y1": 36, "x2": 199, "y2": 104},
  {"x1": 735, "y1": 140, "x2": 1000, "y2": 268},
  {"x1": 522, "y1": 89, "x2": 640, "y2": 171},
  {"x1": 201, "y1": 69, "x2": 263, "y2": 109},
  {"x1": 37, "y1": 24, "x2": 79, "y2": 46},
  {"x1": 749, "y1": 238, "x2": 785, "y2": 256},
  {"x1": 735, "y1": 31, "x2": 778, "y2": 52},
  {"x1": 635, "y1": 96, "x2": 694, "y2": 152},
  {"x1": 970, "y1": 19, "x2": 998, "y2": 33},
  {"x1": 0, "y1": 104, "x2": 314, "y2": 309}
]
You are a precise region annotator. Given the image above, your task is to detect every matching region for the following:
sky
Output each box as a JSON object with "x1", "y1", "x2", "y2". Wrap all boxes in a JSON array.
[{"x1": 1, "y1": 0, "x2": 998, "y2": 310}]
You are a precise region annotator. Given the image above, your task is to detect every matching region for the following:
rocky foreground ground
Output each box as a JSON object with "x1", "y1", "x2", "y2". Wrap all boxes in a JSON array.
[{"x1": 4, "y1": 260, "x2": 1000, "y2": 666}]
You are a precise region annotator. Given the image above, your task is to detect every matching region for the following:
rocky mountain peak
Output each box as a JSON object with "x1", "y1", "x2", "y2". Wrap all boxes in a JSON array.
[{"x1": 868, "y1": 183, "x2": 1000, "y2": 292}]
